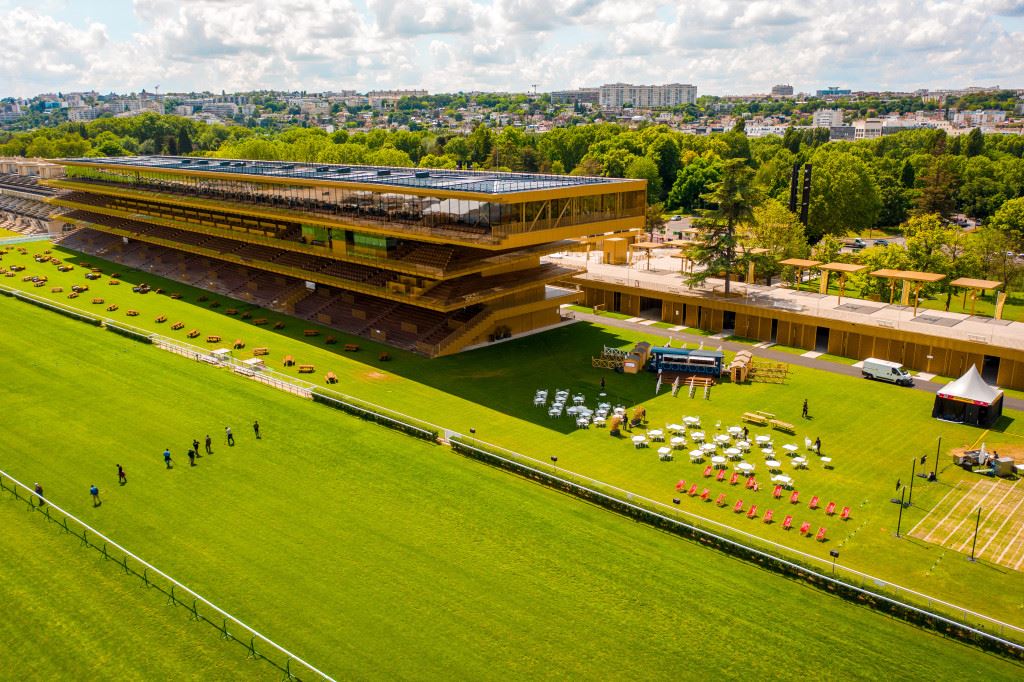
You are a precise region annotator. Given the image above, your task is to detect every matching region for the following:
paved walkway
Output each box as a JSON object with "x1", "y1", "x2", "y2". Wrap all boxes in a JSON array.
[{"x1": 572, "y1": 311, "x2": 1024, "y2": 412}]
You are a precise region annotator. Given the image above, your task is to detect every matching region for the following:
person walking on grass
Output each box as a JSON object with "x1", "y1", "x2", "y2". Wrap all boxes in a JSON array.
[
  {"x1": 253, "y1": 420, "x2": 261, "y2": 439},
  {"x1": 205, "y1": 434, "x2": 212, "y2": 455},
  {"x1": 225, "y1": 426, "x2": 234, "y2": 446},
  {"x1": 192, "y1": 438, "x2": 201, "y2": 458},
  {"x1": 801, "y1": 399, "x2": 809, "y2": 419},
  {"x1": 188, "y1": 449, "x2": 196, "y2": 467},
  {"x1": 34, "y1": 482, "x2": 45, "y2": 507},
  {"x1": 163, "y1": 448, "x2": 173, "y2": 469},
  {"x1": 117, "y1": 464, "x2": 127, "y2": 485},
  {"x1": 90, "y1": 484, "x2": 101, "y2": 507},
  {"x1": 815, "y1": 437, "x2": 822, "y2": 455}
]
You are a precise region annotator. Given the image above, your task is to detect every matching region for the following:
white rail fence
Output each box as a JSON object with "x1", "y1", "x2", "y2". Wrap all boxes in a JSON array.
[{"x1": 0, "y1": 470, "x2": 335, "y2": 681}]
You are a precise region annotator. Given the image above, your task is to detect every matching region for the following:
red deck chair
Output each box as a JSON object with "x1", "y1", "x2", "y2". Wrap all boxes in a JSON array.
[
  {"x1": 809, "y1": 495, "x2": 819, "y2": 510},
  {"x1": 746, "y1": 504, "x2": 758, "y2": 519},
  {"x1": 728, "y1": 472, "x2": 740, "y2": 485},
  {"x1": 825, "y1": 501, "x2": 837, "y2": 516},
  {"x1": 816, "y1": 527, "x2": 827, "y2": 542},
  {"x1": 772, "y1": 484, "x2": 783, "y2": 499},
  {"x1": 703, "y1": 465, "x2": 713, "y2": 478},
  {"x1": 745, "y1": 476, "x2": 756, "y2": 489},
  {"x1": 675, "y1": 480, "x2": 686, "y2": 491},
  {"x1": 733, "y1": 499, "x2": 744, "y2": 513},
  {"x1": 716, "y1": 468, "x2": 727, "y2": 481},
  {"x1": 715, "y1": 493, "x2": 727, "y2": 506},
  {"x1": 789, "y1": 490, "x2": 800, "y2": 504},
  {"x1": 840, "y1": 506, "x2": 851, "y2": 521},
  {"x1": 763, "y1": 509, "x2": 774, "y2": 524},
  {"x1": 688, "y1": 483, "x2": 698, "y2": 496},
  {"x1": 782, "y1": 514, "x2": 793, "y2": 530},
  {"x1": 699, "y1": 488, "x2": 710, "y2": 501},
  {"x1": 798, "y1": 521, "x2": 811, "y2": 535}
]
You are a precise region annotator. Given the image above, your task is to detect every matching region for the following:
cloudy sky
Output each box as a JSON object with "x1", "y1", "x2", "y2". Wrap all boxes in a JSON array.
[{"x1": 1, "y1": 0, "x2": 1023, "y2": 98}]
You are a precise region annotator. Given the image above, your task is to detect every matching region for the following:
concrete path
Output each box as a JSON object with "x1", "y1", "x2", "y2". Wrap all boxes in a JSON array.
[{"x1": 571, "y1": 311, "x2": 1024, "y2": 412}]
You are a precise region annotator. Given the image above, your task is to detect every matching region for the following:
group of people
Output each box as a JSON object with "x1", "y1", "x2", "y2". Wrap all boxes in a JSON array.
[{"x1": 31, "y1": 421, "x2": 262, "y2": 510}]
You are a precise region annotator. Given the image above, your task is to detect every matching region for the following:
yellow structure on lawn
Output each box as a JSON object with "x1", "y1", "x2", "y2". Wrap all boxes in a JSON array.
[{"x1": 45, "y1": 156, "x2": 645, "y2": 356}]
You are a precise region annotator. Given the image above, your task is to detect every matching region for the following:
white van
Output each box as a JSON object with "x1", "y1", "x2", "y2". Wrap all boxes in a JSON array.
[{"x1": 862, "y1": 358, "x2": 914, "y2": 386}]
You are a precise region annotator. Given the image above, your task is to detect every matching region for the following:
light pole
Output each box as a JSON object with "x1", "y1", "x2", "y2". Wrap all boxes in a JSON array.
[
  {"x1": 969, "y1": 507, "x2": 982, "y2": 562},
  {"x1": 896, "y1": 486, "x2": 907, "y2": 537},
  {"x1": 933, "y1": 436, "x2": 941, "y2": 480},
  {"x1": 550, "y1": 455, "x2": 558, "y2": 476},
  {"x1": 829, "y1": 549, "x2": 839, "y2": 576},
  {"x1": 908, "y1": 458, "x2": 916, "y2": 506}
]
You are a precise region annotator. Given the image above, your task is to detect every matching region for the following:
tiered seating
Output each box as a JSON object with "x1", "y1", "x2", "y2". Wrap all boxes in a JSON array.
[{"x1": 400, "y1": 243, "x2": 456, "y2": 271}]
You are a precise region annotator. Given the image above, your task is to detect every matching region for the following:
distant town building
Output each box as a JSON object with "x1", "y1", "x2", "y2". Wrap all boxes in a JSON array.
[
  {"x1": 202, "y1": 102, "x2": 239, "y2": 117},
  {"x1": 828, "y1": 126, "x2": 856, "y2": 141},
  {"x1": 853, "y1": 118, "x2": 883, "y2": 139},
  {"x1": 367, "y1": 89, "x2": 428, "y2": 110},
  {"x1": 816, "y1": 86, "x2": 852, "y2": 98},
  {"x1": 771, "y1": 84, "x2": 794, "y2": 97},
  {"x1": 599, "y1": 83, "x2": 697, "y2": 109},
  {"x1": 812, "y1": 109, "x2": 844, "y2": 127},
  {"x1": 550, "y1": 88, "x2": 600, "y2": 105}
]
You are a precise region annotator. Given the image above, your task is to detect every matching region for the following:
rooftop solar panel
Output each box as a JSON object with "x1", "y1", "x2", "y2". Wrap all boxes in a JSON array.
[{"x1": 61, "y1": 155, "x2": 632, "y2": 195}]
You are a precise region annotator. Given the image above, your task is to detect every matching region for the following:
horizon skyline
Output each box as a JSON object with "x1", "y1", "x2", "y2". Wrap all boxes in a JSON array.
[{"x1": 1, "y1": 1, "x2": 1023, "y2": 99}]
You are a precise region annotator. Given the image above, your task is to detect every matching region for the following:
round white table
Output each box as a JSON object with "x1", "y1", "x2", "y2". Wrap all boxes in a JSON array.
[
  {"x1": 736, "y1": 462, "x2": 754, "y2": 474},
  {"x1": 711, "y1": 455, "x2": 727, "y2": 467},
  {"x1": 683, "y1": 416, "x2": 700, "y2": 426},
  {"x1": 725, "y1": 447, "x2": 742, "y2": 459},
  {"x1": 727, "y1": 426, "x2": 743, "y2": 436},
  {"x1": 755, "y1": 435, "x2": 771, "y2": 445},
  {"x1": 782, "y1": 443, "x2": 799, "y2": 454},
  {"x1": 792, "y1": 456, "x2": 807, "y2": 468},
  {"x1": 766, "y1": 459, "x2": 782, "y2": 471},
  {"x1": 670, "y1": 436, "x2": 687, "y2": 449},
  {"x1": 688, "y1": 449, "x2": 705, "y2": 462},
  {"x1": 691, "y1": 431, "x2": 705, "y2": 443},
  {"x1": 714, "y1": 434, "x2": 731, "y2": 445},
  {"x1": 647, "y1": 429, "x2": 664, "y2": 441},
  {"x1": 773, "y1": 475, "x2": 793, "y2": 486},
  {"x1": 632, "y1": 435, "x2": 648, "y2": 448},
  {"x1": 667, "y1": 423, "x2": 685, "y2": 433},
  {"x1": 701, "y1": 443, "x2": 718, "y2": 453},
  {"x1": 737, "y1": 440, "x2": 751, "y2": 452}
]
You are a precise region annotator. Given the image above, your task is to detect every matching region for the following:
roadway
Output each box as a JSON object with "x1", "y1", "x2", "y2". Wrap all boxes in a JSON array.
[{"x1": 571, "y1": 310, "x2": 1024, "y2": 412}]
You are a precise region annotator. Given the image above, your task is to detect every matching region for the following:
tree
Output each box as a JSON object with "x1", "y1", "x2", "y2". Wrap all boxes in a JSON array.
[
  {"x1": 988, "y1": 197, "x2": 1024, "y2": 245},
  {"x1": 686, "y1": 158, "x2": 762, "y2": 294},
  {"x1": 900, "y1": 159, "x2": 915, "y2": 188},
  {"x1": 644, "y1": 134, "x2": 681, "y2": 201},
  {"x1": 964, "y1": 127, "x2": 984, "y2": 158},
  {"x1": 903, "y1": 213, "x2": 952, "y2": 275},
  {"x1": 666, "y1": 157, "x2": 721, "y2": 212},
  {"x1": 959, "y1": 156, "x2": 1006, "y2": 220},
  {"x1": 743, "y1": 199, "x2": 808, "y2": 283},
  {"x1": 812, "y1": 234, "x2": 844, "y2": 265},
  {"x1": 645, "y1": 202, "x2": 665, "y2": 240},
  {"x1": 806, "y1": 150, "x2": 881, "y2": 242},
  {"x1": 915, "y1": 155, "x2": 960, "y2": 216},
  {"x1": 625, "y1": 157, "x2": 662, "y2": 203},
  {"x1": 444, "y1": 137, "x2": 471, "y2": 166}
]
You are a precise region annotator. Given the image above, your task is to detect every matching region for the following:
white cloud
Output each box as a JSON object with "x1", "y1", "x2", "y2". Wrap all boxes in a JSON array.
[{"x1": 0, "y1": 0, "x2": 1021, "y2": 97}]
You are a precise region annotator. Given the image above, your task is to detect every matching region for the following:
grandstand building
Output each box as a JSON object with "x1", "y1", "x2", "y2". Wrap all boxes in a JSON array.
[
  {"x1": 0, "y1": 157, "x2": 63, "y2": 235},
  {"x1": 45, "y1": 156, "x2": 645, "y2": 355}
]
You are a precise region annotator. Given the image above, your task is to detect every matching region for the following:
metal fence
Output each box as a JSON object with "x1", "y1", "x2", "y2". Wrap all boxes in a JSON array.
[{"x1": 0, "y1": 470, "x2": 335, "y2": 681}]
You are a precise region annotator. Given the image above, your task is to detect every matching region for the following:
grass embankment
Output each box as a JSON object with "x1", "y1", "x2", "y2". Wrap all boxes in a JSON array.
[
  {"x1": 1, "y1": 298, "x2": 1021, "y2": 678},
  {"x1": 2, "y1": 245, "x2": 1024, "y2": 624}
]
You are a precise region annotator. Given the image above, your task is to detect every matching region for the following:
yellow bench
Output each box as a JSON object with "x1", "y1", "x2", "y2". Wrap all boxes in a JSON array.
[
  {"x1": 298, "y1": 364, "x2": 315, "y2": 374},
  {"x1": 769, "y1": 419, "x2": 796, "y2": 434},
  {"x1": 742, "y1": 412, "x2": 768, "y2": 426}
]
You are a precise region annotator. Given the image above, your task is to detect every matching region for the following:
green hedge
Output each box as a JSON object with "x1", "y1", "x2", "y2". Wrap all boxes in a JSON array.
[
  {"x1": 105, "y1": 323, "x2": 154, "y2": 344},
  {"x1": 312, "y1": 390, "x2": 438, "y2": 442}
]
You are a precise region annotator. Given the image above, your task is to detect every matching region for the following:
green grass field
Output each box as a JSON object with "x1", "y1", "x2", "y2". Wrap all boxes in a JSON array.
[
  {"x1": 3, "y1": 244, "x2": 1024, "y2": 626},
  {"x1": 0, "y1": 500, "x2": 269, "y2": 680},
  {"x1": 2, "y1": 297, "x2": 1022, "y2": 679}
]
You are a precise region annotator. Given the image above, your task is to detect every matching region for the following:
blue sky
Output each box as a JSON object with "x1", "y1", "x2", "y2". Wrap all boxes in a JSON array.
[{"x1": 1, "y1": 0, "x2": 1022, "y2": 97}]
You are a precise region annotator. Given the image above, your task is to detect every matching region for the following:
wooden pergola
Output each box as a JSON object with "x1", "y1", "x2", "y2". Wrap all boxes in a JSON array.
[
  {"x1": 949, "y1": 277, "x2": 1004, "y2": 318},
  {"x1": 818, "y1": 262, "x2": 868, "y2": 303},
  {"x1": 736, "y1": 246, "x2": 769, "y2": 284},
  {"x1": 779, "y1": 258, "x2": 821, "y2": 291},
  {"x1": 667, "y1": 245, "x2": 768, "y2": 282},
  {"x1": 871, "y1": 268, "x2": 946, "y2": 315},
  {"x1": 629, "y1": 240, "x2": 664, "y2": 270}
]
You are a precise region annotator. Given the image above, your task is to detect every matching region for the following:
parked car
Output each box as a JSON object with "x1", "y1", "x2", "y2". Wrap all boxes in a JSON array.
[
  {"x1": 852, "y1": 238, "x2": 866, "y2": 249},
  {"x1": 874, "y1": 239, "x2": 889, "y2": 247},
  {"x1": 670, "y1": 215, "x2": 682, "y2": 221}
]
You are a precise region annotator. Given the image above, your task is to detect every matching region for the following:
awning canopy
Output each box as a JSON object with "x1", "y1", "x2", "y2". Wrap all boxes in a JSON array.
[{"x1": 937, "y1": 365, "x2": 1003, "y2": 406}]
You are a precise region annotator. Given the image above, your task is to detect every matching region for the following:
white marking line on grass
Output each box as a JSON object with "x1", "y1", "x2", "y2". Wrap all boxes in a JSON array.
[
  {"x1": 938, "y1": 480, "x2": 1002, "y2": 547},
  {"x1": 953, "y1": 479, "x2": 1021, "y2": 553},
  {"x1": 921, "y1": 479, "x2": 980, "y2": 543},
  {"x1": 1010, "y1": 523, "x2": 1024, "y2": 571},
  {"x1": 997, "y1": 515, "x2": 1024, "y2": 570},
  {"x1": 907, "y1": 481, "x2": 961, "y2": 538},
  {"x1": 977, "y1": 480, "x2": 1024, "y2": 560}
]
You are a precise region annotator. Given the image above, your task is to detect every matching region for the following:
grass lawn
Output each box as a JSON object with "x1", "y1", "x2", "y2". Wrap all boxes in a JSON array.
[
  {"x1": 2, "y1": 298, "x2": 1022, "y2": 679},
  {"x1": 0, "y1": 500, "x2": 269, "y2": 680},
  {"x1": 3, "y1": 244, "x2": 1024, "y2": 627}
]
